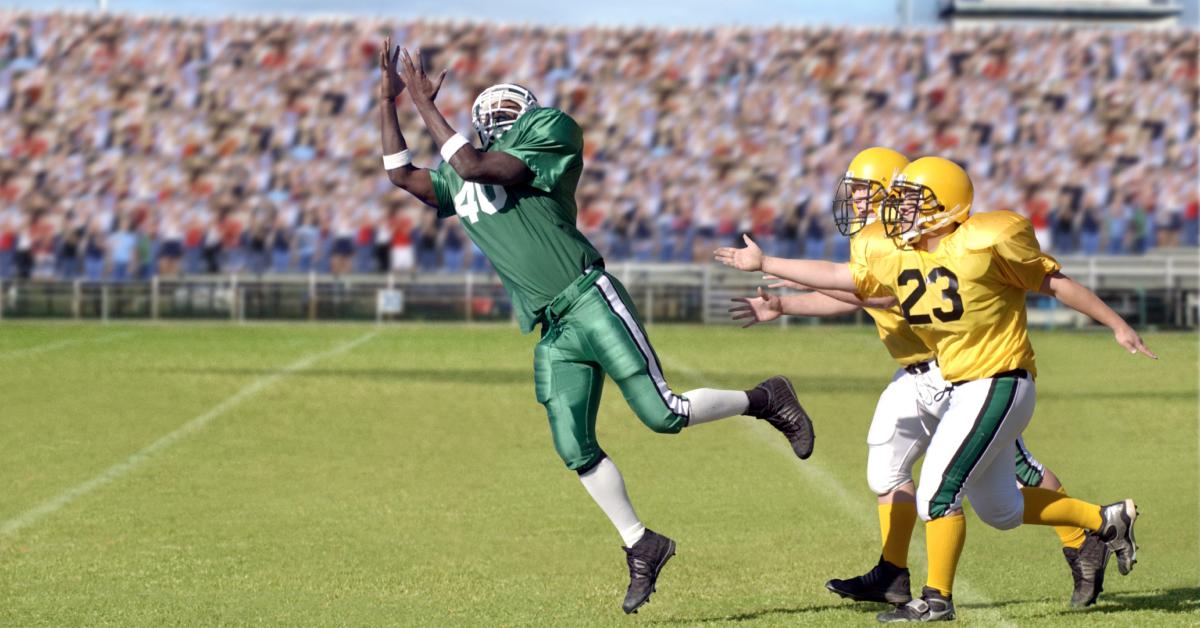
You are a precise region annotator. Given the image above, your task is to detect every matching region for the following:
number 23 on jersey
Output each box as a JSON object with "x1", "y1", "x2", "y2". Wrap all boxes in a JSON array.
[
  {"x1": 898, "y1": 267, "x2": 965, "y2": 325},
  {"x1": 453, "y1": 182, "x2": 508, "y2": 224}
]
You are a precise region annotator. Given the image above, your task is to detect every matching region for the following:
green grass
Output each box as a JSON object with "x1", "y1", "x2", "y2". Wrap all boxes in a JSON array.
[{"x1": 0, "y1": 322, "x2": 1196, "y2": 626}]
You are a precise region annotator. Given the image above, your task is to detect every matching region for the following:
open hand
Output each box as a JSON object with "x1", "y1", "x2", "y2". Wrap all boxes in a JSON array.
[
  {"x1": 714, "y1": 234, "x2": 765, "y2": 272},
  {"x1": 1114, "y1": 324, "x2": 1157, "y2": 359},
  {"x1": 379, "y1": 37, "x2": 405, "y2": 102},
  {"x1": 397, "y1": 47, "x2": 447, "y2": 104},
  {"x1": 729, "y1": 286, "x2": 782, "y2": 328}
]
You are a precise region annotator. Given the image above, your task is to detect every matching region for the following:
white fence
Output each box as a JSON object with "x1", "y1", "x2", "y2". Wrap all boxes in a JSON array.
[{"x1": 1, "y1": 253, "x2": 1196, "y2": 327}]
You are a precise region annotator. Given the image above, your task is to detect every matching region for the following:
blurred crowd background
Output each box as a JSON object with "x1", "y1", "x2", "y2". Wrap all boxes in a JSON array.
[{"x1": 0, "y1": 11, "x2": 1196, "y2": 280}]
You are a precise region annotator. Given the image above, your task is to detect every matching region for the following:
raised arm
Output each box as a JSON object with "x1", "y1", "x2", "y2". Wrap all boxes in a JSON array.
[
  {"x1": 378, "y1": 39, "x2": 438, "y2": 208},
  {"x1": 398, "y1": 48, "x2": 533, "y2": 186},
  {"x1": 1040, "y1": 271, "x2": 1157, "y2": 358},
  {"x1": 714, "y1": 235, "x2": 859, "y2": 291}
]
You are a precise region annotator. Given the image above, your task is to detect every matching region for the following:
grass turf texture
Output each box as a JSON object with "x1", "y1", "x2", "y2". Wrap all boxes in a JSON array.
[{"x1": 0, "y1": 322, "x2": 1196, "y2": 627}]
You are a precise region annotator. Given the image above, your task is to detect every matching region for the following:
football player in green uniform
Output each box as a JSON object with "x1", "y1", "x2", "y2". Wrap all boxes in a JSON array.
[{"x1": 377, "y1": 41, "x2": 815, "y2": 614}]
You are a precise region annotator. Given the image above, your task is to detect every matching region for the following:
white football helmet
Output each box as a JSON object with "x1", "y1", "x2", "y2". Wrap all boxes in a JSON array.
[{"x1": 471, "y1": 83, "x2": 539, "y2": 149}]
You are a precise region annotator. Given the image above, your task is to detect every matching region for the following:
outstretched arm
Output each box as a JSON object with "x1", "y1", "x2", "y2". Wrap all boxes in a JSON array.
[
  {"x1": 763, "y1": 275, "x2": 896, "y2": 309},
  {"x1": 729, "y1": 287, "x2": 861, "y2": 328},
  {"x1": 398, "y1": 48, "x2": 533, "y2": 186},
  {"x1": 714, "y1": 235, "x2": 859, "y2": 291},
  {"x1": 378, "y1": 39, "x2": 438, "y2": 208},
  {"x1": 1040, "y1": 271, "x2": 1157, "y2": 358}
]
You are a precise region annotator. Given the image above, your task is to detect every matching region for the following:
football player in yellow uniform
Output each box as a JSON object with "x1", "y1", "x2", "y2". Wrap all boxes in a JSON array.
[
  {"x1": 731, "y1": 148, "x2": 1114, "y2": 609},
  {"x1": 729, "y1": 147, "x2": 1112, "y2": 609},
  {"x1": 717, "y1": 156, "x2": 1153, "y2": 622}
]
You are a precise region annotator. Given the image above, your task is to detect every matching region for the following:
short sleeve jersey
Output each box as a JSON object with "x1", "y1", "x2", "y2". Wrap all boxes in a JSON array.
[
  {"x1": 429, "y1": 108, "x2": 602, "y2": 333},
  {"x1": 849, "y1": 221, "x2": 936, "y2": 366},
  {"x1": 851, "y1": 211, "x2": 1061, "y2": 382}
]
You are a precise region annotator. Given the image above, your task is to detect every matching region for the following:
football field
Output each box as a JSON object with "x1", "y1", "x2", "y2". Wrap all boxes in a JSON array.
[{"x1": 1, "y1": 322, "x2": 1196, "y2": 626}]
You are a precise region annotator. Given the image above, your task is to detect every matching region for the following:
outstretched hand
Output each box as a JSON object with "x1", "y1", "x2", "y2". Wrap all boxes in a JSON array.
[
  {"x1": 1114, "y1": 325, "x2": 1157, "y2": 359},
  {"x1": 397, "y1": 47, "x2": 447, "y2": 104},
  {"x1": 714, "y1": 234, "x2": 765, "y2": 272},
  {"x1": 729, "y1": 286, "x2": 782, "y2": 328},
  {"x1": 379, "y1": 37, "x2": 405, "y2": 102}
]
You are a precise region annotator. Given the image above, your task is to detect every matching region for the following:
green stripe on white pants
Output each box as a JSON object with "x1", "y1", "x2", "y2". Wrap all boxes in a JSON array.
[{"x1": 918, "y1": 374, "x2": 1036, "y2": 529}]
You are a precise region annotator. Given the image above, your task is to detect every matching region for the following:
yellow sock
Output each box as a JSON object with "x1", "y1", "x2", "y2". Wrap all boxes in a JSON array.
[
  {"x1": 1049, "y1": 487, "x2": 1087, "y2": 549},
  {"x1": 879, "y1": 501, "x2": 917, "y2": 568},
  {"x1": 925, "y1": 513, "x2": 966, "y2": 597},
  {"x1": 1021, "y1": 487, "x2": 1103, "y2": 531}
]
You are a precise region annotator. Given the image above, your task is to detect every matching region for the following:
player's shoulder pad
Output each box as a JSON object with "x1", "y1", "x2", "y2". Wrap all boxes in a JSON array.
[
  {"x1": 852, "y1": 220, "x2": 893, "y2": 260},
  {"x1": 958, "y1": 210, "x2": 1033, "y2": 252}
]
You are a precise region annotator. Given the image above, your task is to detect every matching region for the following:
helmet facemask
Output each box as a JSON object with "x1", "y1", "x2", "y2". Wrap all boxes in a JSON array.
[
  {"x1": 833, "y1": 175, "x2": 887, "y2": 237},
  {"x1": 882, "y1": 179, "x2": 969, "y2": 244},
  {"x1": 471, "y1": 83, "x2": 539, "y2": 149}
]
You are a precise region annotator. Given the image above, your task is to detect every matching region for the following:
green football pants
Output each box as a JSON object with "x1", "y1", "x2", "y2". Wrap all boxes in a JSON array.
[{"x1": 534, "y1": 271, "x2": 690, "y2": 472}]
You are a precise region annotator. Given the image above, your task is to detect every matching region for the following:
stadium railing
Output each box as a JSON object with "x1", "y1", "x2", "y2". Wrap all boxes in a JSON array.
[{"x1": 1, "y1": 253, "x2": 1196, "y2": 328}]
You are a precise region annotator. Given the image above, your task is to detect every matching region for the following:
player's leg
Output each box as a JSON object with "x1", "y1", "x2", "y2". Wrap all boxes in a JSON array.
[
  {"x1": 827, "y1": 369, "x2": 932, "y2": 605},
  {"x1": 881, "y1": 374, "x2": 1038, "y2": 622},
  {"x1": 586, "y1": 272, "x2": 814, "y2": 458},
  {"x1": 535, "y1": 326, "x2": 674, "y2": 614},
  {"x1": 1014, "y1": 439, "x2": 1112, "y2": 607}
]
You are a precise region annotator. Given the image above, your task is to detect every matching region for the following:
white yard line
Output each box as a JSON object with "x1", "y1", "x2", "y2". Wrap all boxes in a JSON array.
[
  {"x1": 0, "y1": 332, "x2": 134, "y2": 360},
  {"x1": 664, "y1": 356, "x2": 1016, "y2": 627},
  {"x1": 0, "y1": 331, "x2": 378, "y2": 539}
]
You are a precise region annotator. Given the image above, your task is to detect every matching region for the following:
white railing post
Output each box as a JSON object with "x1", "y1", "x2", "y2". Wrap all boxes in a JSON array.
[
  {"x1": 308, "y1": 271, "x2": 317, "y2": 322},
  {"x1": 101, "y1": 285, "x2": 109, "y2": 324},
  {"x1": 702, "y1": 264, "x2": 712, "y2": 324},
  {"x1": 229, "y1": 274, "x2": 238, "y2": 321},
  {"x1": 465, "y1": 271, "x2": 474, "y2": 323},
  {"x1": 72, "y1": 279, "x2": 81, "y2": 320},
  {"x1": 150, "y1": 275, "x2": 160, "y2": 321}
]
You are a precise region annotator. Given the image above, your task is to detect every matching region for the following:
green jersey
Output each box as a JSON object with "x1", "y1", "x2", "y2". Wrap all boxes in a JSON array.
[{"x1": 430, "y1": 108, "x2": 602, "y2": 333}]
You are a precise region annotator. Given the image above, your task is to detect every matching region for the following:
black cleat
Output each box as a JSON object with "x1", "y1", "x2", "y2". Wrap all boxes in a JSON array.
[
  {"x1": 826, "y1": 556, "x2": 912, "y2": 605},
  {"x1": 1065, "y1": 532, "x2": 1111, "y2": 607},
  {"x1": 753, "y1": 376, "x2": 814, "y2": 459},
  {"x1": 1098, "y1": 499, "x2": 1138, "y2": 575},
  {"x1": 877, "y1": 587, "x2": 956, "y2": 623},
  {"x1": 621, "y1": 529, "x2": 676, "y2": 614}
]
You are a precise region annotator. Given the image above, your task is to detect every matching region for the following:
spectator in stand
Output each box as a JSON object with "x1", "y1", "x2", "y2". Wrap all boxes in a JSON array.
[
  {"x1": 0, "y1": 12, "x2": 1191, "y2": 280},
  {"x1": 108, "y1": 216, "x2": 137, "y2": 281}
]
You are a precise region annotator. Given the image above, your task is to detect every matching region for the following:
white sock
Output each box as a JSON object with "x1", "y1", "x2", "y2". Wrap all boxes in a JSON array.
[
  {"x1": 579, "y1": 457, "x2": 646, "y2": 547},
  {"x1": 682, "y1": 388, "x2": 749, "y2": 425}
]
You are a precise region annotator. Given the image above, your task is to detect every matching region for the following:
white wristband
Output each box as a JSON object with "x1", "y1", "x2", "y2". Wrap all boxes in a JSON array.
[
  {"x1": 440, "y1": 133, "x2": 470, "y2": 162},
  {"x1": 382, "y1": 150, "x2": 411, "y2": 170}
]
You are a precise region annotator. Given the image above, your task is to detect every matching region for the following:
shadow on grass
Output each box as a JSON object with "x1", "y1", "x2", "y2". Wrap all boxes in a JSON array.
[
  {"x1": 647, "y1": 602, "x2": 861, "y2": 624},
  {"x1": 956, "y1": 587, "x2": 1200, "y2": 617},
  {"x1": 1042, "y1": 587, "x2": 1200, "y2": 617}
]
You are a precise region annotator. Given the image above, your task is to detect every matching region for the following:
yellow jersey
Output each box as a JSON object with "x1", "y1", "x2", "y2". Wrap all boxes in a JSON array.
[
  {"x1": 850, "y1": 211, "x2": 1061, "y2": 383},
  {"x1": 850, "y1": 221, "x2": 936, "y2": 367}
]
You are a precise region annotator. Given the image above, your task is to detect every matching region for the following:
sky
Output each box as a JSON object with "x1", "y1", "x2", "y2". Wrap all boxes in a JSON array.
[
  {"x1": 0, "y1": 0, "x2": 940, "y2": 26},
  {"x1": 0, "y1": 0, "x2": 1194, "y2": 27}
]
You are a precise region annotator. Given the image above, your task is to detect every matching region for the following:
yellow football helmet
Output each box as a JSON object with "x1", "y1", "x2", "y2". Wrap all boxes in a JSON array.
[
  {"x1": 882, "y1": 156, "x2": 973, "y2": 243},
  {"x1": 833, "y1": 147, "x2": 910, "y2": 236}
]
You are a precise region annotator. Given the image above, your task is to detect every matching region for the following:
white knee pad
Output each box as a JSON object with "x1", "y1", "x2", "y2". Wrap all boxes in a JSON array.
[
  {"x1": 866, "y1": 444, "x2": 912, "y2": 496},
  {"x1": 973, "y1": 500, "x2": 1024, "y2": 530}
]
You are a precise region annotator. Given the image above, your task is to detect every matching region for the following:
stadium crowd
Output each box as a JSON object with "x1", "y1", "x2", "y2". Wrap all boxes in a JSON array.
[{"x1": 0, "y1": 11, "x2": 1195, "y2": 279}]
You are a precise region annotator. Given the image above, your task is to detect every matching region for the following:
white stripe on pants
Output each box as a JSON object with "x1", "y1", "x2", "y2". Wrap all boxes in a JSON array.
[{"x1": 917, "y1": 376, "x2": 1036, "y2": 530}]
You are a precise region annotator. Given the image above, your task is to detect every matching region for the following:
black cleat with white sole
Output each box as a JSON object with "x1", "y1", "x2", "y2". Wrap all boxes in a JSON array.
[
  {"x1": 752, "y1": 376, "x2": 814, "y2": 459},
  {"x1": 1098, "y1": 499, "x2": 1138, "y2": 575},
  {"x1": 622, "y1": 529, "x2": 676, "y2": 614},
  {"x1": 826, "y1": 556, "x2": 913, "y2": 605}
]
